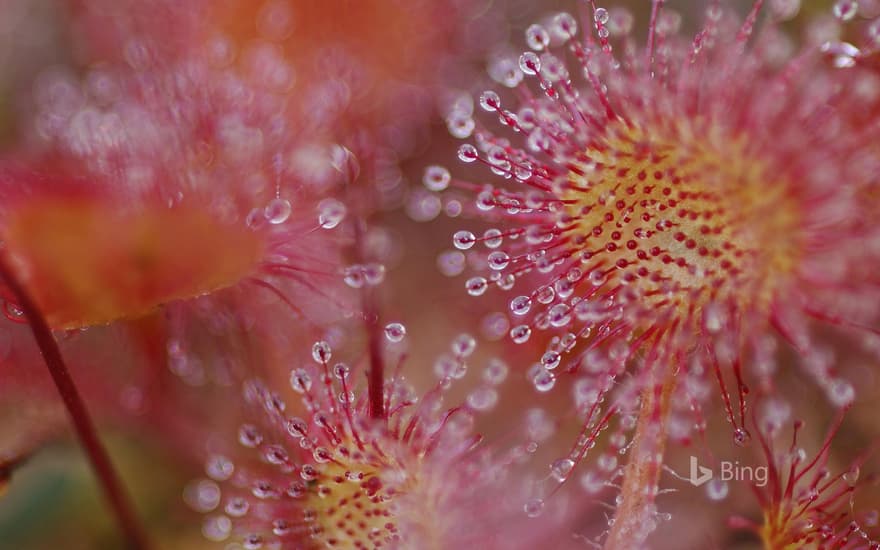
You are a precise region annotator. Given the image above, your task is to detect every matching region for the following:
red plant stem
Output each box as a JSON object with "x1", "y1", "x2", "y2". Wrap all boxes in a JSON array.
[
  {"x1": 0, "y1": 254, "x2": 150, "y2": 550},
  {"x1": 363, "y1": 288, "x2": 385, "y2": 420},
  {"x1": 351, "y1": 217, "x2": 385, "y2": 420},
  {"x1": 339, "y1": 144, "x2": 385, "y2": 420},
  {"x1": 342, "y1": 151, "x2": 387, "y2": 420}
]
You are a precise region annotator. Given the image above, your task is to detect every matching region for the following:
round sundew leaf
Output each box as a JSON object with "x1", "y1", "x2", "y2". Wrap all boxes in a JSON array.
[{"x1": 2, "y1": 196, "x2": 264, "y2": 329}]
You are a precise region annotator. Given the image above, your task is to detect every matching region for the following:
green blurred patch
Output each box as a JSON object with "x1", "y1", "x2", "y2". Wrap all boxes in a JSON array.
[{"x1": 0, "y1": 434, "x2": 204, "y2": 549}]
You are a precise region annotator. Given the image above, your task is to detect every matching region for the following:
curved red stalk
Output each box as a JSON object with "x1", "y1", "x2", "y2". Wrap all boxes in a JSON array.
[
  {"x1": 349, "y1": 210, "x2": 385, "y2": 421},
  {"x1": 340, "y1": 145, "x2": 386, "y2": 422},
  {"x1": 0, "y1": 254, "x2": 150, "y2": 550},
  {"x1": 364, "y1": 289, "x2": 386, "y2": 420}
]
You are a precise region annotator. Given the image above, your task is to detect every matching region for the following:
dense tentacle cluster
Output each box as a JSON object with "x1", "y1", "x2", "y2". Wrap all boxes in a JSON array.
[
  {"x1": 438, "y1": 0, "x2": 880, "y2": 452},
  {"x1": 730, "y1": 402, "x2": 879, "y2": 549},
  {"x1": 191, "y1": 335, "x2": 575, "y2": 549},
  {"x1": 423, "y1": 2, "x2": 880, "y2": 545}
]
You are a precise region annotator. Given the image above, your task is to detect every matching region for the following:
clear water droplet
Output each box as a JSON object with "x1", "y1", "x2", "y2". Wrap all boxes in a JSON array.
[
  {"x1": 202, "y1": 515, "x2": 232, "y2": 542},
  {"x1": 437, "y1": 251, "x2": 466, "y2": 277},
  {"x1": 467, "y1": 387, "x2": 499, "y2": 411},
  {"x1": 205, "y1": 455, "x2": 234, "y2": 481},
  {"x1": 333, "y1": 363, "x2": 350, "y2": 379},
  {"x1": 828, "y1": 378, "x2": 855, "y2": 407},
  {"x1": 225, "y1": 496, "x2": 250, "y2": 517},
  {"x1": 423, "y1": 165, "x2": 452, "y2": 191},
  {"x1": 317, "y1": 198, "x2": 346, "y2": 229},
  {"x1": 706, "y1": 478, "x2": 729, "y2": 501},
  {"x1": 452, "y1": 333, "x2": 477, "y2": 357},
  {"x1": 550, "y1": 458, "x2": 575, "y2": 482},
  {"x1": 488, "y1": 56, "x2": 523, "y2": 88},
  {"x1": 434, "y1": 354, "x2": 467, "y2": 379},
  {"x1": 552, "y1": 12, "x2": 578, "y2": 40},
  {"x1": 843, "y1": 466, "x2": 860, "y2": 486},
  {"x1": 548, "y1": 303, "x2": 572, "y2": 327},
  {"x1": 447, "y1": 111, "x2": 475, "y2": 139},
  {"x1": 869, "y1": 18, "x2": 880, "y2": 44},
  {"x1": 524, "y1": 497, "x2": 545, "y2": 517},
  {"x1": 483, "y1": 228, "x2": 503, "y2": 248},
  {"x1": 457, "y1": 144, "x2": 479, "y2": 163},
  {"x1": 479, "y1": 90, "x2": 501, "y2": 112},
  {"x1": 541, "y1": 351, "x2": 561, "y2": 370},
  {"x1": 238, "y1": 424, "x2": 263, "y2": 447},
  {"x1": 510, "y1": 324, "x2": 532, "y2": 344},
  {"x1": 484, "y1": 358, "x2": 509, "y2": 384},
  {"x1": 264, "y1": 197, "x2": 292, "y2": 224},
  {"x1": 510, "y1": 295, "x2": 532, "y2": 316},
  {"x1": 343, "y1": 265, "x2": 365, "y2": 288},
  {"x1": 289, "y1": 369, "x2": 312, "y2": 394},
  {"x1": 497, "y1": 273, "x2": 515, "y2": 291},
  {"x1": 363, "y1": 263, "x2": 386, "y2": 286},
  {"x1": 821, "y1": 41, "x2": 861, "y2": 68},
  {"x1": 453, "y1": 230, "x2": 477, "y2": 250},
  {"x1": 770, "y1": 0, "x2": 801, "y2": 20},
  {"x1": 525, "y1": 24, "x2": 550, "y2": 51},
  {"x1": 702, "y1": 302, "x2": 725, "y2": 333},
  {"x1": 330, "y1": 144, "x2": 360, "y2": 181},
  {"x1": 312, "y1": 447, "x2": 332, "y2": 464},
  {"x1": 3, "y1": 301, "x2": 24, "y2": 322},
  {"x1": 466, "y1": 277, "x2": 489, "y2": 296},
  {"x1": 243, "y1": 533, "x2": 264, "y2": 549},
  {"x1": 312, "y1": 341, "x2": 332, "y2": 363},
  {"x1": 733, "y1": 427, "x2": 752, "y2": 447},
  {"x1": 580, "y1": 470, "x2": 605, "y2": 494},
  {"x1": 487, "y1": 251, "x2": 510, "y2": 270},
  {"x1": 833, "y1": 0, "x2": 858, "y2": 21},
  {"x1": 532, "y1": 369, "x2": 556, "y2": 392},
  {"x1": 384, "y1": 323, "x2": 406, "y2": 343},
  {"x1": 286, "y1": 417, "x2": 308, "y2": 439},
  {"x1": 519, "y1": 52, "x2": 541, "y2": 75},
  {"x1": 271, "y1": 519, "x2": 292, "y2": 537}
]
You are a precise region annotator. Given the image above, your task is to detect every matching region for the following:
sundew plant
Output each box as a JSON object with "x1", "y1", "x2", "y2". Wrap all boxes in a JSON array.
[{"x1": 0, "y1": 1, "x2": 878, "y2": 549}]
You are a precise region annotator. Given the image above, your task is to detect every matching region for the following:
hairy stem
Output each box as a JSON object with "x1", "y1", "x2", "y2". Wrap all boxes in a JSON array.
[
  {"x1": 0, "y1": 254, "x2": 150, "y2": 550},
  {"x1": 604, "y1": 363, "x2": 676, "y2": 550}
]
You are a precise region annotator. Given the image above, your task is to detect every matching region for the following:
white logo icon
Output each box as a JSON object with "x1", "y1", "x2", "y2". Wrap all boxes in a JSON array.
[{"x1": 689, "y1": 456, "x2": 713, "y2": 487}]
